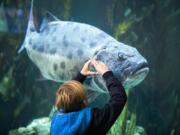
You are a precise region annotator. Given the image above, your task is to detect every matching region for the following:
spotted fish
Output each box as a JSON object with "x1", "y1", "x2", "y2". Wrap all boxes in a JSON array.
[{"x1": 18, "y1": 0, "x2": 149, "y2": 107}]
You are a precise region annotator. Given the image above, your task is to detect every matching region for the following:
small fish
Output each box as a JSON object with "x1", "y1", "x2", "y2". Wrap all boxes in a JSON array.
[{"x1": 18, "y1": 0, "x2": 149, "y2": 106}]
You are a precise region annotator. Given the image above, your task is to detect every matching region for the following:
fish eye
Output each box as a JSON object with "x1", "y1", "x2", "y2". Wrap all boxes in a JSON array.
[{"x1": 118, "y1": 52, "x2": 127, "y2": 61}]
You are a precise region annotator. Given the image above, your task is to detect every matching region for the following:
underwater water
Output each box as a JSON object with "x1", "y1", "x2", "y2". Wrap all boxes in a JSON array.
[{"x1": 0, "y1": 0, "x2": 180, "y2": 135}]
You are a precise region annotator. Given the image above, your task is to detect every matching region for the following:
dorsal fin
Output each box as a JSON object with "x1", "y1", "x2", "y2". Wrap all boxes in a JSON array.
[
  {"x1": 18, "y1": 0, "x2": 36, "y2": 53},
  {"x1": 27, "y1": 0, "x2": 36, "y2": 33},
  {"x1": 45, "y1": 11, "x2": 60, "y2": 21},
  {"x1": 40, "y1": 11, "x2": 60, "y2": 32}
]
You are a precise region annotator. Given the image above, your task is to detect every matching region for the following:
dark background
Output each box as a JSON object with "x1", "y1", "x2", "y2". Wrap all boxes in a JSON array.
[{"x1": 0, "y1": 0, "x2": 179, "y2": 134}]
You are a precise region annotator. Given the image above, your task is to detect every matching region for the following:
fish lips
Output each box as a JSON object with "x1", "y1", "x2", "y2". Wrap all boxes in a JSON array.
[
  {"x1": 130, "y1": 63, "x2": 149, "y2": 83},
  {"x1": 122, "y1": 63, "x2": 149, "y2": 89},
  {"x1": 131, "y1": 62, "x2": 149, "y2": 76}
]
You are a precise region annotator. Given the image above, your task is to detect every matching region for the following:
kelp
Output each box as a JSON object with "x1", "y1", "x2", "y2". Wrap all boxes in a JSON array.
[
  {"x1": 107, "y1": 104, "x2": 146, "y2": 135},
  {"x1": 0, "y1": 67, "x2": 14, "y2": 101}
]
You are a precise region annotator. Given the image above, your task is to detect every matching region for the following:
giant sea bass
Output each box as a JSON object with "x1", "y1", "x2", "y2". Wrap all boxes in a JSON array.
[{"x1": 18, "y1": 0, "x2": 149, "y2": 107}]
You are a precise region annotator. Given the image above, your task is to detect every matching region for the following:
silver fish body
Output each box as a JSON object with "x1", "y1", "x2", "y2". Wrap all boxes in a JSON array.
[{"x1": 19, "y1": 0, "x2": 149, "y2": 106}]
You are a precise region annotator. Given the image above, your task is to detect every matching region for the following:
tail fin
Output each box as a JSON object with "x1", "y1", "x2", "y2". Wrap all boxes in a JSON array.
[{"x1": 18, "y1": 0, "x2": 36, "y2": 53}]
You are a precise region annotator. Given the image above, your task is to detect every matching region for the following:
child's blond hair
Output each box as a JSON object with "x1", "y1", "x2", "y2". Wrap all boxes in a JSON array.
[{"x1": 55, "y1": 80, "x2": 87, "y2": 112}]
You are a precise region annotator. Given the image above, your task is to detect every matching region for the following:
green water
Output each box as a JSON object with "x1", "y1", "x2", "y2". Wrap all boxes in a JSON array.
[{"x1": 0, "y1": 0, "x2": 180, "y2": 135}]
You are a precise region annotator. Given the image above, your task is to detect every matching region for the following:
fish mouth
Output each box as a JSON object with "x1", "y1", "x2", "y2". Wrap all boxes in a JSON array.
[
  {"x1": 132, "y1": 63, "x2": 149, "y2": 76},
  {"x1": 123, "y1": 63, "x2": 149, "y2": 89}
]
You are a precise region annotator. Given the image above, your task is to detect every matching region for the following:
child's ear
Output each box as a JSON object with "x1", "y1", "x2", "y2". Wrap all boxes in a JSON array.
[
  {"x1": 81, "y1": 99, "x2": 88, "y2": 108},
  {"x1": 84, "y1": 99, "x2": 88, "y2": 106}
]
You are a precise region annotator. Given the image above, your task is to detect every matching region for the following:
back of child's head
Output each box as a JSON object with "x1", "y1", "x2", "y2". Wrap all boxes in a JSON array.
[{"x1": 55, "y1": 80, "x2": 87, "y2": 112}]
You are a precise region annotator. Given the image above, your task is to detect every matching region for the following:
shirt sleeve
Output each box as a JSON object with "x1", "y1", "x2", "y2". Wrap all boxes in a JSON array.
[
  {"x1": 72, "y1": 72, "x2": 87, "y2": 83},
  {"x1": 85, "y1": 71, "x2": 127, "y2": 135}
]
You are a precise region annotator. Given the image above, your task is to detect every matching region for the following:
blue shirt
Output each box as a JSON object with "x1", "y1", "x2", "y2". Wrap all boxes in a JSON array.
[{"x1": 50, "y1": 107, "x2": 91, "y2": 135}]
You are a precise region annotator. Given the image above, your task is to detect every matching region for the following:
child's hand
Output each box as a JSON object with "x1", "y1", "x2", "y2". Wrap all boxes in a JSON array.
[
  {"x1": 80, "y1": 59, "x2": 98, "y2": 76},
  {"x1": 91, "y1": 59, "x2": 109, "y2": 75}
]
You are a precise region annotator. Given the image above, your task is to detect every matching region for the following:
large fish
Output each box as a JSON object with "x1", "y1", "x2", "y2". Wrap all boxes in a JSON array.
[{"x1": 18, "y1": 0, "x2": 149, "y2": 107}]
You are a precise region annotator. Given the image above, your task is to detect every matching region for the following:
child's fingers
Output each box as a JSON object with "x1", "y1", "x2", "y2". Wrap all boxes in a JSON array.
[
  {"x1": 96, "y1": 60, "x2": 104, "y2": 65},
  {"x1": 85, "y1": 59, "x2": 91, "y2": 64},
  {"x1": 84, "y1": 59, "x2": 92, "y2": 67},
  {"x1": 91, "y1": 59, "x2": 99, "y2": 66},
  {"x1": 88, "y1": 71, "x2": 99, "y2": 75}
]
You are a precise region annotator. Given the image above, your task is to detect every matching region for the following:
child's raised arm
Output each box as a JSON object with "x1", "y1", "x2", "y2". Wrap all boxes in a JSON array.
[{"x1": 84, "y1": 60, "x2": 127, "y2": 135}]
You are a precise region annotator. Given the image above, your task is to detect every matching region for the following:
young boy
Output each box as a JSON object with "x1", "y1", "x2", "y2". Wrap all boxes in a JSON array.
[{"x1": 50, "y1": 59, "x2": 127, "y2": 135}]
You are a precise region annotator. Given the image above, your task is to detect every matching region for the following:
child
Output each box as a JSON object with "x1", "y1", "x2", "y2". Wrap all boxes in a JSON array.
[{"x1": 50, "y1": 59, "x2": 127, "y2": 135}]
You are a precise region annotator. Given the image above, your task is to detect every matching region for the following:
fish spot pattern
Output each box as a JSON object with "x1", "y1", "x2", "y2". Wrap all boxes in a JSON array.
[
  {"x1": 62, "y1": 35, "x2": 69, "y2": 47},
  {"x1": 59, "y1": 72, "x2": 65, "y2": 79},
  {"x1": 81, "y1": 37, "x2": 86, "y2": 42},
  {"x1": 77, "y1": 49, "x2": 83, "y2": 56},
  {"x1": 49, "y1": 48, "x2": 56, "y2": 54},
  {"x1": 90, "y1": 41, "x2": 96, "y2": 47},
  {"x1": 67, "y1": 53, "x2": 73, "y2": 59},
  {"x1": 32, "y1": 44, "x2": 36, "y2": 49},
  {"x1": 60, "y1": 61, "x2": 66, "y2": 69},
  {"x1": 53, "y1": 63, "x2": 58, "y2": 71},
  {"x1": 37, "y1": 45, "x2": 44, "y2": 52}
]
